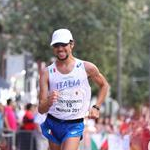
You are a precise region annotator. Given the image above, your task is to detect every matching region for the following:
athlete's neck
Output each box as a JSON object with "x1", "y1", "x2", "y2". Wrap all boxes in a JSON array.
[{"x1": 55, "y1": 57, "x2": 76, "y2": 74}]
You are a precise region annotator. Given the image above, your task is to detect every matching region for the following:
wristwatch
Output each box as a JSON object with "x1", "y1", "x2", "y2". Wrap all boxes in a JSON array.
[{"x1": 92, "y1": 105, "x2": 100, "y2": 111}]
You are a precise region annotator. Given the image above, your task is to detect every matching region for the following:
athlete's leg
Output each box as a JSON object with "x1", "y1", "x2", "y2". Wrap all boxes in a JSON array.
[
  {"x1": 49, "y1": 141, "x2": 61, "y2": 150},
  {"x1": 61, "y1": 137, "x2": 80, "y2": 150}
]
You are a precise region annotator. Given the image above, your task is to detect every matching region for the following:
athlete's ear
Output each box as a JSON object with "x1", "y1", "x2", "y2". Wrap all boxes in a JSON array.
[{"x1": 70, "y1": 40, "x2": 74, "y2": 49}]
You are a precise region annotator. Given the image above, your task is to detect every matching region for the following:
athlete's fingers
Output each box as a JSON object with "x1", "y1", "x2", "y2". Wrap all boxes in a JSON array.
[
  {"x1": 88, "y1": 109, "x2": 99, "y2": 119},
  {"x1": 48, "y1": 91, "x2": 59, "y2": 102},
  {"x1": 88, "y1": 110, "x2": 92, "y2": 119},
  {"x1": 49, "y1": 91, "x2": 58, "y2": 97}
]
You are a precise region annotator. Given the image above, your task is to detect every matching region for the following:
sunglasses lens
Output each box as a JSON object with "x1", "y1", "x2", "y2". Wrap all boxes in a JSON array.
[{"x1": 53, "y1": 43, "x2": 68, "y2": 48}]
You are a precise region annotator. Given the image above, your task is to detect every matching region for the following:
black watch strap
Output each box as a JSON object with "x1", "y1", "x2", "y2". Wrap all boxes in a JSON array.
[{"x1": 92, "y1": 105, "x2": 100, "y2": 111}]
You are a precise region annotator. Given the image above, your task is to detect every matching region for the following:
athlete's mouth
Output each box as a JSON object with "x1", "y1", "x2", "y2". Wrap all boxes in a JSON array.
[{"x1": 57, "y1": 54, "x2": 69, "y2": 61}]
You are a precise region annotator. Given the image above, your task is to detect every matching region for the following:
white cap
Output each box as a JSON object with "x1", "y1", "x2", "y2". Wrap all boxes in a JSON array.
[{"x1": 50, "y1": 29, "x2": 73, "y2": 46}]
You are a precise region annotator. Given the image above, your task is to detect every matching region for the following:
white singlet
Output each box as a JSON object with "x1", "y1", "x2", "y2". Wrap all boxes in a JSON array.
[{"x1": 47, "y1": 58, "x2": 91, "y2": 120}]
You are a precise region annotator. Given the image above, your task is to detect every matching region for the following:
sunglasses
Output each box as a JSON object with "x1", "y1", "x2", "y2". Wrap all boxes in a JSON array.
[{"x1": 53, "y1": 43, "x2": 69, "y2": 48}]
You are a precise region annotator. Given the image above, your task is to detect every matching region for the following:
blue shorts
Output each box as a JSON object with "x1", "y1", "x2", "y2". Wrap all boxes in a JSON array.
[{"x1": 40, "y1": 114, "x2": 84, "y2": 145}]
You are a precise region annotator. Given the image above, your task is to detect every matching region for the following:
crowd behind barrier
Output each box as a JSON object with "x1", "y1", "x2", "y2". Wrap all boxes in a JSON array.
[
  {"x1": 82, "y1": 103, "x2": 150, "y2": 150},
  {"x1": 0, "y1": 99, "x2": 49, "y2": 150},
  {"x1": 0, "y1": 129, "x2": 42, "y2": 150},
  {"x1": 0, "y1": 98, "x2": 150, "y2": 150}
]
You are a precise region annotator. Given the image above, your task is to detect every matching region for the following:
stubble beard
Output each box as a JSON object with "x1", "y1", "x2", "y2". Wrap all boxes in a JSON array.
[{"x1": 56, "y1": 54, "x2": 69, "y2": 61}]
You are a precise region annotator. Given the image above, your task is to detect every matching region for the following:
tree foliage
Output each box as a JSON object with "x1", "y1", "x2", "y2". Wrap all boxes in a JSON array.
[{"x1": 1, "y1": 0, "x2": 150, "y2": 107}]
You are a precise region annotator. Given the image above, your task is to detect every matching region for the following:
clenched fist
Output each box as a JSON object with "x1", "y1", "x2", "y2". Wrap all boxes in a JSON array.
[{"x1": 47, "y1": 91, "x2": 59, "y2": 107}]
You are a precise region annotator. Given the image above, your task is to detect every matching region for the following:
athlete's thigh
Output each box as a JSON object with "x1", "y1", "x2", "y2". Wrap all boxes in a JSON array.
[
  {"x1": 49, "y1": 141, "x2": 61, "y2": 150},
  {"x1": 61, "y1": 137, "x2": 80, "y2": 150}
]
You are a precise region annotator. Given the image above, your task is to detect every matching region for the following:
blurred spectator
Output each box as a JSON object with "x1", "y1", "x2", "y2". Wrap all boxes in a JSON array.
[
  {"x1": 16, "y1": 103, "x2": 25, "y2": 127},
  {"x1": 141, "y1": 127, "x2": 150, "y2": 150},
  {"x1": 0, "y1": 103, "x2": 4, "y2": 134},
  {"x1": 21, "y1": 103, "x2": 37, "y2": 130},
  {"x1": 0, "y1": 136, "x2": 8, "y2": 150},
  {"x1": 4, "y1": 99, "x2": 17, "y2": 131}
]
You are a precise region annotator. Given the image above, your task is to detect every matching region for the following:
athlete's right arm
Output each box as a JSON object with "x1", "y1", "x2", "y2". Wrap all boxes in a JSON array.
[{"x1": 38, "y1": 68, "x2": 58, "y2": 114}]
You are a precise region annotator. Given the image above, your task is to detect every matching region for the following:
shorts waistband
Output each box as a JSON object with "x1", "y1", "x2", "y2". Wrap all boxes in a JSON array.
[{"x1": 47, "y1": 114, "x2": 83, "y2": 123}]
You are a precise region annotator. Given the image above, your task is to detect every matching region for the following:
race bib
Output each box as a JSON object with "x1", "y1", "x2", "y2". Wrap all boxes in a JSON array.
[{"x1": 55, "y1": 87, "x2": 85, "y2": 116}]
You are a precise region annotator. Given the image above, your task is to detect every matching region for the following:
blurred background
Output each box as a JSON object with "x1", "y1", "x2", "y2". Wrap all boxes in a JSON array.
[{"x1": 0, "y1": 0, "x2": 150, "y2": 150}]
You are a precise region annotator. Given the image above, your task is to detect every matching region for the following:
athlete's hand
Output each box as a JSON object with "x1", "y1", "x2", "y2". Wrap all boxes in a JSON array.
[
  {"x1": 88, "y1": 107, "x2": 100, "y2": 119},
  {"x1": 47, "y1": 91, "x2": 59, "y2": 107}
]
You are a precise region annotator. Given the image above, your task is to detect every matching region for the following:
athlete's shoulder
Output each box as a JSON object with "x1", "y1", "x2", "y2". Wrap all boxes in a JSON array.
[
  {"x1": 83, "y1": 61, "x2": 99, "y2": 76},
  {"x1": 47, "y1": 61, "x2": 55, "y2": 69},
  {"x1": 46, "y1": 62, "x2": 57, "y2": 74},
  {"x1": 40, "y1": 61, "x2": 56, "y2": 77},
  {"x1": 83, "y1": 61, "x2": 97, "y2": 69},
  {"x1": 39, "y1": 67, "x2": 49, "y2": 83}
]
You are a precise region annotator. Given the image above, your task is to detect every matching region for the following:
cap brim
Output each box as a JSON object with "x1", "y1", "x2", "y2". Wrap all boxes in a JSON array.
[{"x1": 50, "y1": 40, "x2": 70, "y2": 46}]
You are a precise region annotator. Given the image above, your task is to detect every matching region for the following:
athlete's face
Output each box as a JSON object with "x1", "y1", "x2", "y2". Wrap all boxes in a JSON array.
[{"x1": 53, "y1": 42, "x2": 74, "y2": 61}]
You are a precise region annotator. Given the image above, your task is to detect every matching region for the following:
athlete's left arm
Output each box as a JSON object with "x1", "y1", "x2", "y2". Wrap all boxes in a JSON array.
[{"x1": 84, "y1": 61, "x2": 110, "y2": 118}]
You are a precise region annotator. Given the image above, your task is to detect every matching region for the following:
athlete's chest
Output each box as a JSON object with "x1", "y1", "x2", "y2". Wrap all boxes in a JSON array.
[
  {"x1": 56, "y1": 63, "x2": 75, "y2": 74},
  {"x1": 50, "y1": 68, "x2": 86, "y2": 91}
]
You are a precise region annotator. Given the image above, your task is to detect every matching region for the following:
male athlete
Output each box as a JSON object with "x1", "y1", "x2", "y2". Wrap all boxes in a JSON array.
[{"x1": 38, "y1": 28, "x2": 109, "y2": 150}]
